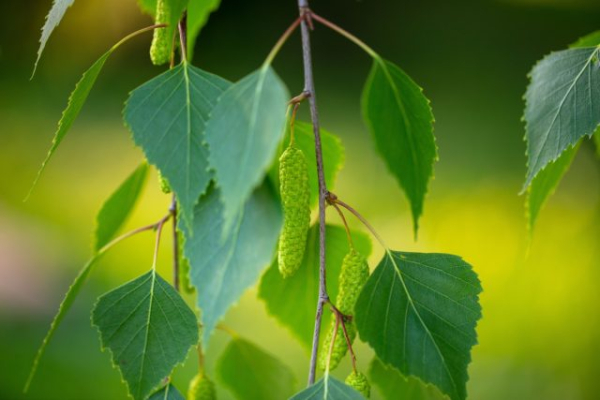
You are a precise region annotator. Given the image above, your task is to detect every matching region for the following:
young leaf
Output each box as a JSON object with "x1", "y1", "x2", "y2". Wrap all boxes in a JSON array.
[
  {"x1": 94, "y1": 163, "x2": 148, "y2": 252},
  {"x1": 27, "y1": 25, "x2": 158, "y2": 200},
  {"x1": 32, "y1": 0, "x2": 75, "y2": 77},
  {"x1": 523, "y1": 46, "x2": 600, "y2": 189},
  {"x1": 92, "y1": 270, "x2": 198, "y2": 400},
  {"x1": 355, "y1": 251, "x2": 482, "y2": 400},
  {"x1": 148, "y1": 384, "x2": 185, "y2": 400},
  {"x1": 124, "y1": 63, "x2": 230, "y2": 228},
  {"x1": 216, "y1": 337, "x2": 296, "y2": 400},
  {"x1": 258, "y1": 225, "x2": 371, "y2": 350},
  {"x1": 369, "y1": 357, "x2": 445, "y2": 400},
  {"x1": 180, "y1": 183, "x2": 282, "y2": 344},
  {"x1": 205, "y1": 66, "x2": 289, "y2": 235},
  {"x1": 289, "y1": 375, "x2": 364, "y2": 400},
  {"x1": 527, "y1": 144, "x2": 578, "y2": 233},
  {"x1": 24, "y1": 254, "x2": 104, "y2": 392},
  {"x1": 571, "y1": 30, "x2": 600, "y2": 48},
  {"x1": 362, "y1": 59, "x2": 436, "y2": 236},
  {"x1": 268, "y1": 121, "x2": 345, "y2": 207},
  {"x1": 187, "y1": 0, "x2": 221, "y2": 59}
]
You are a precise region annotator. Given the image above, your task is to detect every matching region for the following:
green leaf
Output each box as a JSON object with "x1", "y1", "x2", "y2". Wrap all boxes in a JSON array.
[
  {"x1": 205, "y1": 66, "x2": 289, "y2": 235},
  {"x1": 32, "y1": 0, "x2": 75, "y2": 77},
  {"x1": 180, "y1": 183, "x2": 282, "y2": 344},
  {"x1": 187, "y1": 0, "x2": 221, "y2": 59},
  {"x1": 527, "y1": 144, "x2": 579, "y2": 232},
  {"x1": 362, "y1": 58, "x2": 436, "y2": 236},
  {"x1": 523, "y1": 46, "x2": 600, "y2": 189},
  {"x1": 369, "y1": 357, "x2": 445, "y2": 400},
  {"x1": 92, "y1": 270, "x2": 199, "y2": 400},
  {"x1": 124, "y1": 63, "x2": 230, "y2": 227},
  {"x1": 94, "y1": 163, "x2": 148, "y2": 252},
  {"x1": 289, "y1": 375, "x2": 364, "y2": 400},
  {"x1": 148, "y1": 384, "x2": 185, "y2": 400},
  {"x1": 27, "y1": 26, "x2": 158, "y2": 200},
  {"x1": 24, "y1": 254, "x2": 104, "y2": 392},
  {"x1": 216, "y1": 337, "x2": 296, "y2": 400},
  {"x1": 355, "y1": 251, "x2": 482, "y2": 400},
  {"x1": 259, "y1": 225, "x2": 371, "y2": 350},
  {"x1": 269, "y1": 121, "x2": 345, "y2": 207},
  {"x1": 571, "y1": 30, "x2": 600, "y2": 48}
]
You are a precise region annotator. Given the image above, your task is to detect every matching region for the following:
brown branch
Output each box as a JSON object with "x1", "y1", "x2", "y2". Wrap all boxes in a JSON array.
[{"x1": 296, "y1": 1, "x2": 330, "y2": 386}]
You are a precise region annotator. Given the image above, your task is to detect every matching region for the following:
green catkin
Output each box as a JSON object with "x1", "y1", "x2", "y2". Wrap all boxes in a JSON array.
[
  {"x1": 149, "y1": 0, "x2": 171, "y2": 65},
  {"x1": 178, "y1": 231, "x2": 194, "y2": 294},
  {"x1": 188, "y1": 373, "x2": 216, "y2": 400},
  {"x1": 319, "y1": 249, "x2": 369, "y2": 370},
  {"x1": 158, "y1": 171, "x2": 171, "y2": 193},
  {"x1": 278, "y1": 145, "x2": 310, "y2": 278},
  {"x1": 345, "y1": 371, "x2": 371, "y2": 398}
]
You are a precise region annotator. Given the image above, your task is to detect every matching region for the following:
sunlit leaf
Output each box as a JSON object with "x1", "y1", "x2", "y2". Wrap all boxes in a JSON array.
[
  {"x1": 148, "y1": 384, "x2": 185, "y2": 400},
  {"x1": 355, "y1": 251, "x2": 482, "y2": 400},
  {"x1": 259, "y1": 225, "x2": 371, "y2": 350},
  {"x1": 369, "y1": 357, "x2": 445, "y2": 400},
  {"x1": 205, "y1": 66, "x2": 289, "y2": 235},
  {"x1": 362, "y1": 58, "x2": 436, "y2": 236},
  {"x1": 32, "y1": 0, "x2": 75, "y2": 76},
  {"x1": 217, "y1": 337, "x2": 296, "y2": 400},
  {"x1": 570, "y1": 30, "x2": 600, "y2": 48},
  {"x1": 268, "y1": 121, "x2": 345, "y2": 207},
  {"x1": 289, "y1": 375, "x2": 364, "y2": 400},
  {"x1": 94, "y1": 163, "x2": 148, "y2": 252},
  {"x1": 527, "y1": 144, "x2": 578, "y2": 232},
  {"x1": 187, "y1": 0, "x2": 221, "y2": 59},
  {"x1": 92, "y1": 271, "x2": 198, "y2": 400},
  {"x1": 124, "y1": 63, "x2": 230, "y2": 227},
  {"x1": 523, "y1": 46, "x2": 600, "y2": 189},
  {"x1": 27, "y1": 26, "x2": 157, "y2": 200},
  {"x1": 180, "y1": 183, "x2": 282, "y2": 344}
]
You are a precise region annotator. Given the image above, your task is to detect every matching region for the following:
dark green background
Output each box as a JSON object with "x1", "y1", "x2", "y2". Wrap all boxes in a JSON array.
[{"x1": 1, "y1": 0, "x2": 599, "y2": 399}]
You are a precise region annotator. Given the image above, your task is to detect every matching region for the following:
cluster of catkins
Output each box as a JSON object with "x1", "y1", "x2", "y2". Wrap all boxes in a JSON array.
[{"x1": 277, "y1": 141, "x2": 371, "y2": 397}]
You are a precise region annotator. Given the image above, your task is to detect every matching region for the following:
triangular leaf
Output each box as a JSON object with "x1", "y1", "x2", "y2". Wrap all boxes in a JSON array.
[
  {"x1": 362, "y1": 58, "x2": 436, "y2": 236},
  {"x1": 32, "y1": 0, "x2": 75, "y2": 76},
  {"x1": 216, "y1": 337, "x2": 296, "y2": 400},
  {"x1": 205, "y1": 66, "x2": 289, "y2": 235},
  {"x1": 180, "y1": 183, "x2": 282, "y2": 345},
  {"x1": 187, "y1": 0, "x2": 221, "y2": 59},
  {"x1": 369, "y1": 357, "x2": 445, "y2": 400},
  {"x1": 259, "y1": 225, "x2": 371, "y2": 350},
  {"x1": 527, "y1": 143, "x2": 578, "y2": 232},
  {"x1": 24, "y1": 254, "x2": 103, "y2": 392},
  {"x1": 148, "y1": 384, "x2": 185, "y2": 400},
  {"x1": 94, "y1": 163, "x2": 148, "y2": 252},
  {"x1": 268, "y1": 121, "x2": 345, "y2": 207},
  {"x1": 289, "y1": 375, "x2": 364, "y2": 400},
  {"x1": 27, "y1": 26, "x2": 157, "y2": 199},
  {"x1": 523, "y1": 46, "x2": 600, "y2": 188},
  {"x1": 92, "y1": 271, "x2": 198, "y2": 400},
  {"x1": 355, "y1": 251, "x2": 482, "y2": 400},
  {"x1": 124, "y1": 63, "x2": 230, "y2": 227}
]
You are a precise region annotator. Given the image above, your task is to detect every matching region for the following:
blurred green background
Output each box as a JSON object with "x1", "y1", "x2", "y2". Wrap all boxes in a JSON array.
[{"x1": 1, "y1": 0, "x2": 600, "y2": 399}]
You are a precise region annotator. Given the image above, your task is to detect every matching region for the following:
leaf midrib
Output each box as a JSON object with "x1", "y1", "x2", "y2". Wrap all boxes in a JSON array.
[{"x1": 385, "y1": 250, "x2": 460, "y2": 399}]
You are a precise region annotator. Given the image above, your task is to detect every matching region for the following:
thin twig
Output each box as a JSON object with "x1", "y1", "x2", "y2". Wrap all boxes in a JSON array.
[
  {"x1": 297, "y1": 0, "x2": 330, "y2": 386},
  {"x1": 334, "y1": 197, "x2": 388, "y2": 249},
  {"x1": 178, "y1": 11, "x2": 188, "y2": 62},
  {"x1": 330, "y1": 202, "x2": 354, "y2": 249},
  {"x1": 326, "y1": 315, "x2": 340, "y2": 373},
  {"x1": 98, "y1": 214, "x2": 170, "y2": 254},
  {"x1": 310, "y1": 13, "x2": 378, "y2": 59},
  {"x1": 264, "y1": 16, "x2": 303, "y2": 67},
  {"x1": 329, "y1": 304, "x2": 358, "y2": 373},
  {"x1": 152, "y1": 215, "x2": 169, "y2": 270}
]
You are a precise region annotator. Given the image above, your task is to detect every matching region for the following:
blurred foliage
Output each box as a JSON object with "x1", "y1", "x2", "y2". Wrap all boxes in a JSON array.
[{"x1": 1, "y1": 0, "x2": 599, "y2": 399}]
